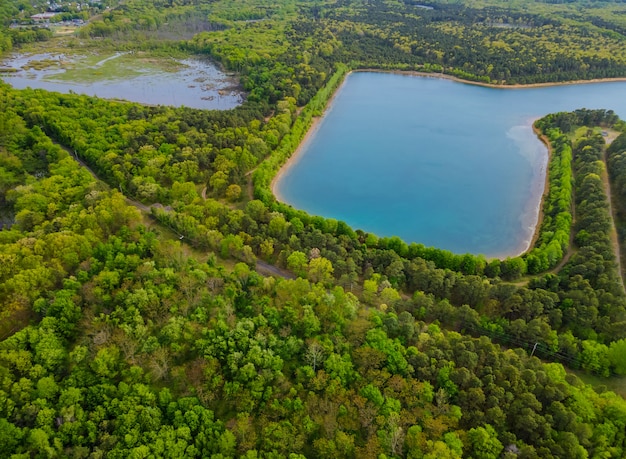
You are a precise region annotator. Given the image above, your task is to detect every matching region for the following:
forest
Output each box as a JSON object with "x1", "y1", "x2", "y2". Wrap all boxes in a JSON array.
[{"x1": 3, "y1": 0, "x2": 626, "y2": 457}]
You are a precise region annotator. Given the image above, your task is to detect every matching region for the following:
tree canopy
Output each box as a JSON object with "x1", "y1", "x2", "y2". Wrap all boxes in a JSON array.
[{"x1": 2, "y1": 0, "x2": 626, "y2": 457}]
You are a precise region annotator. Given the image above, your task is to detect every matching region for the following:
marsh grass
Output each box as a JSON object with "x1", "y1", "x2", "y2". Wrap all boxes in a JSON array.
[
  {"x1": 1, "y1": 50, "x2": 189, "y2": 84},
  {"x1": 1, "y1": 46, "x2": 243, "y2": 109},
  {"x1": 22, "y1": 58, "x2": 64, "y2": 71},
  {"x1": 40, "y1": 52, "x2": 187, "y2": 83},
  {"x1": 12, "y1": 37, "x2": 193, "y2": 80}
]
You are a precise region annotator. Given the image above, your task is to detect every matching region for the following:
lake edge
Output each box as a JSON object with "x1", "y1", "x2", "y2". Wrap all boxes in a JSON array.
[{"x1": 272, "y1": 70, "x2": 577, "y2": 259}]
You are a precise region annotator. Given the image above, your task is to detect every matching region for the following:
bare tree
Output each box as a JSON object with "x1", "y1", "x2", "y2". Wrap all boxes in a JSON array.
[
  {"x1": 387, "y1": 413, "x2": 405, "y2": 457},
  {"x1": 149, "y1": 347, "x2": 171, "y2": 381},
  {"x1": 304, "y1": 341, "x2": 325, "y2": 372}
]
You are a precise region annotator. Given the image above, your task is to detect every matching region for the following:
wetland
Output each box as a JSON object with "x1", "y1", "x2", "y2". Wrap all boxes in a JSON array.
[{"x1": 0, "y1": 50, "x2": 244, "y2": 109}]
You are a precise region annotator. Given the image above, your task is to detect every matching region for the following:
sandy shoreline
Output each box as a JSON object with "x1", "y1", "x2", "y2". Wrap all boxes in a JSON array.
[
  {"x1": 354, "y1": 68, "x2": 626, "y2": 90},
  {"x1": 270, "y1": 74, "x2": 349, "y2": 203},
  {"x1": 484, "y1": 120, "x2": 549, "y2": 260},
  {"x1": 270, "y1": 116, "x2": 323, "y2": 203},
  {"x1": 529, "y1": 124, "x2": 553, "y2": 250}
]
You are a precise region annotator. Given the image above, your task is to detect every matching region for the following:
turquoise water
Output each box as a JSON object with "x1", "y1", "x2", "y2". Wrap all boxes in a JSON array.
[{"x1": 275, "y1": 72, "x2": 626, "y2": 257}]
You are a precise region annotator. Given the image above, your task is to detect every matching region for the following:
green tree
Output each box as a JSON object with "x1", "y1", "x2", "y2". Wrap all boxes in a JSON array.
[
  {"x1": 466, "y1": 424, "x2": 503, "y2": 459},
  {"x1": 287, "y1": 251, "x2": 308, "y2": 277},
  {"x1": 307, "y1": 256, "x2": 334, "y2": 284},
  {"x1": 608, "y1": 339, "x2": 626, "y2": 375}
]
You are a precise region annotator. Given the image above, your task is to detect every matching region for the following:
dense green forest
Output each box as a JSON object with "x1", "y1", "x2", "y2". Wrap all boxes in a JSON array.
[{"x1": 3, "y1": 0, "x2": 626, "y2": 457}]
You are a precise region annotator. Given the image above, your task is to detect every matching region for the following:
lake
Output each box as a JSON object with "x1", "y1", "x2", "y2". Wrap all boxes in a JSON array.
[
  {"x1": 274, "y1": 72, "x2": 626, "y2": 257},
  {"x1": 0, "y1": 52, "x2": 243, "y2": 110}
]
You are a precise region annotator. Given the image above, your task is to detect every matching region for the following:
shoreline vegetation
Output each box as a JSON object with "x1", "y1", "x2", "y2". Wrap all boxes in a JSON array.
[
  {"x1": 269, "y1": 67, "x2": 585, "y2": 261},
  {"x1": 269, "y1": 115, "x2": 319, "y2": 203},
  {"x1": 529, "y1": 123, "x2": 553, "y2": 252},
  {"x1": 269, "y1": 111, "x2": 324, "y2": 203},
  {"x1": 270, "y1": 69, "x2": 351, "y2": 203}
]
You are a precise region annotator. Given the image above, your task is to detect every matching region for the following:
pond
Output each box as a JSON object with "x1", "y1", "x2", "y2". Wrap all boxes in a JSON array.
[
  {"x1": 0, "y1": 51, "x2": 244, "y2": 110},
  {"x1": 274, "y1": 72, "x2": 626, "y2": 257}
]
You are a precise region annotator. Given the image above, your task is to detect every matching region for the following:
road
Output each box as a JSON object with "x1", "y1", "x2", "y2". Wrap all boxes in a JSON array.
[{"x1": 256, "y1": 260, "x2": 296, "y2": 279}]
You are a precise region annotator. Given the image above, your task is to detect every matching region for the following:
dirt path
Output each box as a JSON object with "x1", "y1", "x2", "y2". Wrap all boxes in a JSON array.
[
  {"x1": 245, "y1": 164, "x2": 261, "y2": 200},
  {"x1": 601, "y1": 136, "x2": 626, "y2": 290},
  {"x1": 605, "y1": 130, "x2": 621, "y2": 146},
  {"x1": 256, "y1": 260, "x2": 295, "y2": 279},
  {"x1": 61, "y1": 144, "x2": 153, "y2": 213},
  {"x1": 62, "y1": 142, "x2": 295, "y2": 280}
]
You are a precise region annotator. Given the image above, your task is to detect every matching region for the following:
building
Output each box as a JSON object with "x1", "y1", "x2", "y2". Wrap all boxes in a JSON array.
[{"x1": 31, "y1": 12, "x2": 58, "y2": 21}]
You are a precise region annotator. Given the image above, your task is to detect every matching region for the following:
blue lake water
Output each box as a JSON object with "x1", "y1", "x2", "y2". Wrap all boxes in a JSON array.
[{"x1": 274, "y1": 72, "x2": 626, "y2": 257}]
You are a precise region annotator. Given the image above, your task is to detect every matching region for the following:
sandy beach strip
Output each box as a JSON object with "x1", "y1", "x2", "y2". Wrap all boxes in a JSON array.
[
  {"x1": 270, "y1": 115, "x2": 323, "y2": 203},
  {"x1": 270, "y1": 73, "x2": 350, "y2": 203},
  {"x1": 528, "y1": 123, "x2": 554, "y2": 251},
  {"x1": 355, "y1": 68, "x2": 626, "y2": 90},
  {"x1": 490, "y1": 122, "x2": 552, "y2": 260}
]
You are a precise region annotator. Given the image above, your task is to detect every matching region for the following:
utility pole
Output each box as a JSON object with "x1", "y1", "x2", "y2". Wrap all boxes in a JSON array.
[{"x1": 530, "y1": 342, "x2": 539, "y2": 357}]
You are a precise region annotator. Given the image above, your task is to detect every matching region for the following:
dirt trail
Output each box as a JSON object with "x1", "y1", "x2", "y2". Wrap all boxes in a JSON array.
[
  {"x1": 60, "y1": 144, "x2": 153, "y2": 212},
  {"x1": 256, "y1": 261, "x2": 295, "y2": 279},
  {"x1": 62, "y1": 143, "x2": 294, "y2": 279},
  {"x1": 245, "y1": 166, "x2": 259, "y2": 200},
  {"x1": 601, "y1": 134, "x2": 626, "y2": 290}
]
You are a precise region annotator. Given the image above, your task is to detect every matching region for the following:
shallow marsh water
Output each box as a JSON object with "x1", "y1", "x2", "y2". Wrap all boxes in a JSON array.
[{"x1": 0, "y1": 51, "x2": 243, "y2": 110}]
